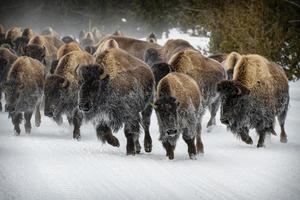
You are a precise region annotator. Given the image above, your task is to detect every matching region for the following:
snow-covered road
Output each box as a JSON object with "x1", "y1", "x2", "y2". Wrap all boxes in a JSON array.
[{"x1": 0, "y1": 31, "x2": 300, "y2": 200}]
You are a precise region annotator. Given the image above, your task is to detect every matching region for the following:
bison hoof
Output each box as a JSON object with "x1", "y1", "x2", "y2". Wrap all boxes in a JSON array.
[
  {"x1": 135, "y1": 141, "x2": 141, "y2": 154},
  {"x1": 189, "y1": 153, "x2": 197, "y2": 160},
  {"x1": 14, "y1": 129, "x2": 21, "y2": 136},
  {"x1": 25, "y1": 125, "x2": 31, "y2": 134},
  {"x1": 168, "y1": 154, "x2": 174, "y2": 160},
  {"x1": 126, "y1": 149, "x2": 136, "y2": 156},
  {"x1": 280, "y1": 136, "x2": 288, "y2": 143},
  {"x1": 107, "y1": 136, "x2": 120, "y2": 147},
  {"x1": 35, "y1": 120, "x2": 41, "y2": 127},
  {"x1": 144, "y1": 143, "x2": 152, "y2": 153},
  {"x1": 243, "y1": 137, "x2": 253, "y2": 145},
  {"x1": 73, "y1": 134, "x2": 81, "y2": 141},
  {"x1": 257, "y1": 143, "x2": 265, "y2": 148}
]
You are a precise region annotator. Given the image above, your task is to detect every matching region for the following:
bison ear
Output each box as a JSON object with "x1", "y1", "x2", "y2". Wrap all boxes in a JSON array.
[{"x1": 217, "y1": 80, "x2": 250, "y2": 97}]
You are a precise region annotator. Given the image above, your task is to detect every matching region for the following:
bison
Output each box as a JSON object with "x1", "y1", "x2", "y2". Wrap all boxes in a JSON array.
[
  {"x1": 13, "y1": 28, "x2": 35, "y2": 56},
  {"x1": 50, "y1": 42, "x2": 82, "y2": 74},
  {"x1": 4, "y1": 27, "x2": 22, "y2": 47},
  {"x1": 0, "y1": 47, "x2": 18, "y2": 111},
  {"x1": 24, "y1": 35, "x2": 63, "y2": 70},
  {"x1": 2, "y1": 56, "x2": 44, "y2": 135},
  {"x1": 144, "y1": 39, "x2": 226, "y2": 129},
  {"x1": 87, "y1": 35, "x2": 161, "y2": 60},
  {"x1": 44, "y1": 50, "x2": 95, "y2": 139},
  {"x1": 146, "y1": 33, "x2": 157, "y2": 43},
  {"x1": 77, "y1": 39, "x2": 155, "y2": 154},
  {"x1": 217, "y1": 54, "x2": 289, "y2": 147},
  {"x1": 154, "y1": 72, "x2": 204, "y2": 160}
]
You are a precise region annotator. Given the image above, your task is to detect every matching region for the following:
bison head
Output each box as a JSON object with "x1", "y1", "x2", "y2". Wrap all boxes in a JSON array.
[
  {"x1": 144, "y1": 48, "x2": 163, "y2": 67},
  {"x1": 77, "y1": 64, "x2": 109, "y2": 112},
  {"x1": 13, "y1": 37, "x2": 29, "y2": 56},
  {"x1": 3, "y1": 80, "x2": 25, "y2": 112},
  {"x1": 24, "y1": 44, "x2": 46, "y2": 64},
  {"x1": 154, "y1": 95, "x2": 180, "y2": 143},
  {"x1": 61, "y1": 36, "x2": 75, "y2": 44},
  {"x1": 44, "y1": 75, "x2": 70, "y2": 118},
  {"x1": 151, "y1": 63, "x2": 173, "y2": 85},
  {"x1": 217, "y1": 80, "x2": 250, "y2": 132}
]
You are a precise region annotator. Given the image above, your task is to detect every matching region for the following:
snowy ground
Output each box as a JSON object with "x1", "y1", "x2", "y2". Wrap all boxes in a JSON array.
[{"x1": 1, "y1": 31, "x2": 300, "y2": 200}]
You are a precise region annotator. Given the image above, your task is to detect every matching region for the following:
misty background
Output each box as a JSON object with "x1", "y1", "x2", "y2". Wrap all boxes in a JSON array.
[{"x1": 1, "y1": 0, "x2": 299, "y2": 80}]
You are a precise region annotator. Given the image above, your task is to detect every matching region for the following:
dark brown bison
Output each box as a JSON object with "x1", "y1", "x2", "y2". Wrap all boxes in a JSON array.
[
  {"x1": 146, "y1": 33, "x2": 157, "y2": 43},
  {"x1": 40, "y1": 27, "x2": 59, "y2": 38},
  {"x1": 88, "y1": 36, "x2": 161, "y2": 60},
  {"x1": 24, "y1": 35, "x2": 63, "y2": 70},
  {"x1": 77, "y1": 39, "x2": 155, "y2": 154},
  {"x1": 50, "y1": 42, "x2": 82, "y2": 74},
  {"x1": 144, "y1": 39, "x2": 226, "y2": 129},
  {"x1": 2, "y1": 56, "x2": 44, "y2": 135},
  {"x1": 80, "y1": 32, "x2": 95, "y2": 49},
  {"x1": 44, "y1": 50, "x2": 95, "y2": 139},
  {"x1": 217, "y1": 54, "x2": 289, "y2": 147},
  {"x1": 154, "y1": 72, "x2": 204, "y2": 160},
  {"x1": 0, "y1": 47, "x2": 18, "y2": 111},
  {"x1": 13, "y1": 28, "x2": 35, "y2": 56}
]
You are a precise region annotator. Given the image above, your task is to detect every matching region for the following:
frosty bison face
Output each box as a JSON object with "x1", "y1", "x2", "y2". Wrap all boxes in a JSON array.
[
  {"x1": 217, "y1": 80, "x2": 250, "y2": 132},
  {"x1": 13, "y1": 37, "x2": 29, "y2": 56},
  {"x1": 24, "y1": 44, "x2": 46, "y2": 64},
  {"x1": 44, "y1": 75, "x2": 70, "y2": 117},
  {"x1": 77, "y1": 64, "x2": 108, "y2": 112},
  {"x1": 154, "y1": 95, "x2": 180, "y2": 141},
  {"x1": 3, "y1": 80, "x2": 25, "y2": 112}
]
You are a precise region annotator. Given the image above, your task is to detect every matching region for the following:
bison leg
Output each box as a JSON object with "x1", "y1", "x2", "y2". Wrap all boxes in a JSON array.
[
  {"x1": 142, "y1": 105, "x2": 153, "y2": 153},
  {"x1": 24, "y1": 111, "x2": 33, "y2": 134},
  {"x1": 72, "y1": 110, "x2": 83, "y2": 140},
  {"x1": 162, "y1": 142, "x2": 175, "y2": 160},
  {"x1": 67, "y1": 116, "x2": 73, "y2": 125},
  {"x1": 35, "y1": 103, "x2": 41, "y2": 127},
  {"x1": 53, "y1": 114, "x2": 63, "y2": 125},
  {"x1": 257, "y1": 130, "x2": 266, "y2": 148},
  {"x1": 183, "y1": 136, "x2": 197, "y2": 160},
  {"x1": 278, "y1": 104, "x2": 288, "y2": 143},
  {"x1": 240, "y1": 127, "x2": 253, "y2": 145},
  {"x1": 0, "y1": 90, "x2": 2, "y2": 111},
  {"x1": 207, "y1": 96, "x2": 221, "y2": 129},
  {"x1": 96, "y1": 124, "x2": 120, "y2": 147},
  {"x1": 12, "y1": 112, "x2": 22, "y2": 135},
  {"x1": 124, "y1": 121, "x2": 140, "y2": 155},
  {"x1": 196, "y1": 123, "x2": 204, "y2": 154}
]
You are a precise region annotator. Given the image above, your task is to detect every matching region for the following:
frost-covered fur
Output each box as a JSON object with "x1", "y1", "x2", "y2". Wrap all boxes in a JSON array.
[
  {"x1": 155, "y1": 72, "x2": 204, "y2": 159},
  {"x1": 3, "y1": 56, "x2": 44, "y2": 135},
  {"x1": 144, "y1": 39, "x2": 226, "y2": 129},
  {"x1": 0, "y1": 47, "x2": 18, "y2": 111},
  {"x1": 77, "y1": 44, "x2": 155, "y2": 154},
  {"x1": 217, "y1": 54, "x2": 289, "y2": 147},
  {"x1": 44, "y1": 50, "x2": 95, "y2": 139}
]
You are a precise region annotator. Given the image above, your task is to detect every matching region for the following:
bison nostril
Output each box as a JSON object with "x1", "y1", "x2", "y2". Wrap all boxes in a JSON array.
[
  {"x1": 167, "y1": 129, "x2": 177, "y2": 136},
  {"x1": 79, "y1": 101, "x2": 91, "y2": 111}
]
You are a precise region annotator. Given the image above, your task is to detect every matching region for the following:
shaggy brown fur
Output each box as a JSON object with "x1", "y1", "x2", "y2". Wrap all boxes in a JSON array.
[
  {"x1": 3, "y1": 56, "x2": 44, "y2": 135},
  {"x1": 22, "y1": 28, "x2": 35, "y2": 40},
  {"x1": 25, "y1": 35, "x2": 63, "y2": 69},
  {"x1": 56, "y1": 42, "x2": 82, "y2": 60},
  {"x1": 155, "y1": 72, "x2": 204, "y2": 159},
  {"x1": 208, "y1": 53, "x2": 228, "y2": 64},
  {"x1": 94, "y1": 39, "x2": 119, "y2": 56},
  {"x1": 44, "y1": 50, "x2": 95, "y2": 139},
  {"x1": 5, "y1": 27, "x2": 22, "y2": 44},
  {"x1": 223, "y1": 52, "x2": 242, "y2": 78},
  {"x1": 218, "y1": 54, "x2": 289, "y2": 147},
  {"x1": 77, "y1": 43, "x2": 155, "y2": 154},
  {"x1": 0, "y1": 47, "x2": 18, "y2": 111},
  {"x1": 96, "y1": 36, "x2": 161, "y2": 60}
]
